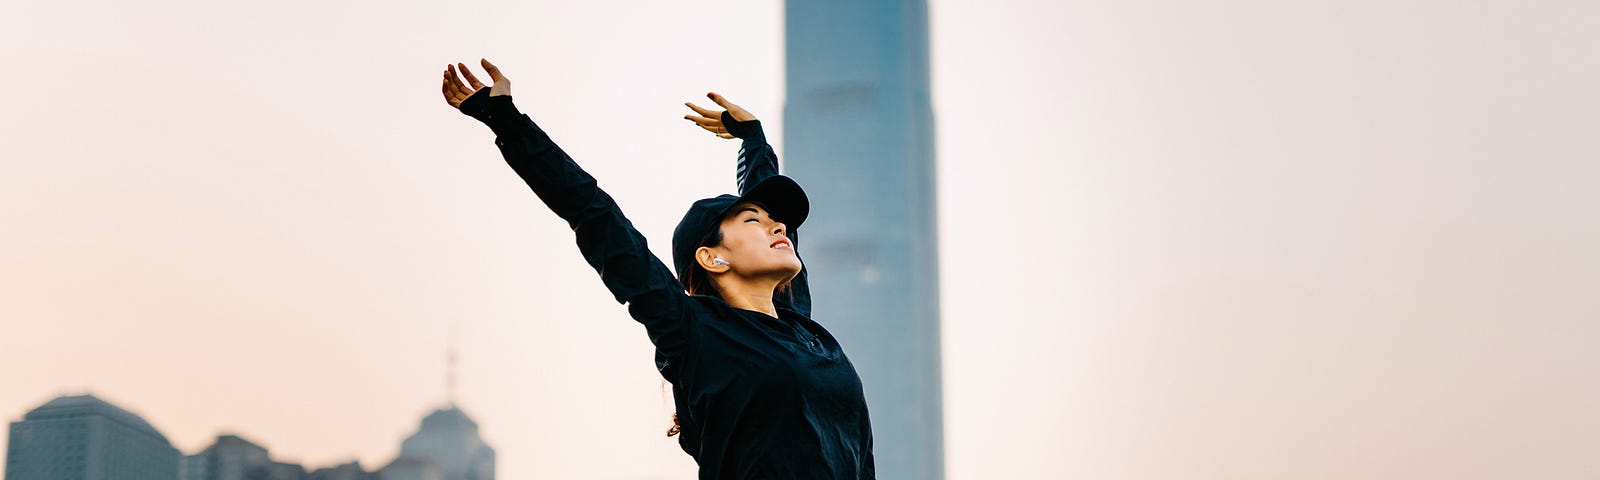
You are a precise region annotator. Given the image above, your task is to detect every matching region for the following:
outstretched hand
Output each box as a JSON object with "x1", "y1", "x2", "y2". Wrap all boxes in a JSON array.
[
  {"x1": 683, "y1": 92, "x2": 756, "y2": 139},
  {"x1": 442, "y1": 59, "x2": 511, "y2": 110}
]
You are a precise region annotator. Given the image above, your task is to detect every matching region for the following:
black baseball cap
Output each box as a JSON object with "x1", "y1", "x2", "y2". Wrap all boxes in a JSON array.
[{"x1": 671, "y1": 175, "x2": 809, "y2": 287}]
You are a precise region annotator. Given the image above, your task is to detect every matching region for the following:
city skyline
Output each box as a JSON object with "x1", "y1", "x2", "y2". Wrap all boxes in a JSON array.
[{"x1": 6, "y1": 391, "x2": 494, "y2": 479}]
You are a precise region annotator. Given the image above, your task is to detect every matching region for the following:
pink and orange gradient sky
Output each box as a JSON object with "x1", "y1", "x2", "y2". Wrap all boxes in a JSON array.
[{"x1": 4, "y1": 0, "x2": 1599, "y2": 478}]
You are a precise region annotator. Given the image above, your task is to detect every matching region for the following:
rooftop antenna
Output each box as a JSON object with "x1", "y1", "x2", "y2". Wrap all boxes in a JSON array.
[{"x1": 446, "y1": 319, "x2": 459, "y2": 407}]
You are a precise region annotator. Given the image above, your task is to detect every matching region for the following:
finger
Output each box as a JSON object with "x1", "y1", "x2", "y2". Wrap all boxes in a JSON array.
[
  {"x1": 695, "y1": 123, "x2": 732, "y2": 138},
  {"x1": 448, "y1": 66, "x2": 474, "y2": 99},
  {"x1": 684, "y1": 102, "x2": 719, "y2": 117},
  {"x1": 442, "y1": 77, "x2": 459, "y2": 106},
  {"x1": 445, "y1": 66, "x2": 468, "y2": 97},
  {"x1": 683, "y1": 114, "x2": 720, "y2": 126},
  {"x1": 707, "y1": 92, "x2": 738, "y2": 110},
  {"x1": 481, "y1": 58, "x2": 507, "y2": 83},
  {"x1": 458, "y1": 63, "x2": 485, "y2": 90},
  {"x1": 443, "y1": 69, "x2": 461, "y2": 100}
]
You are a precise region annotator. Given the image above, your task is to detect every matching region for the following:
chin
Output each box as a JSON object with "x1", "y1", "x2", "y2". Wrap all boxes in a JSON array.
[
  {"x1": 779, "y1": 256, "x2": 803, "y2": 274},
  {"x1": 783, "y1": 261, "x2": 804, "y2": 281},
  {"x1": 760, "y1": 259, "x2": 803, "y2": 282}
]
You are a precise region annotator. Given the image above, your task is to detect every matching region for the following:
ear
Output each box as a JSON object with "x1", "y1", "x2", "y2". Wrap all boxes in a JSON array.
[{"x1": 696, "y1": 246, "x2": 731, "y2": 273}]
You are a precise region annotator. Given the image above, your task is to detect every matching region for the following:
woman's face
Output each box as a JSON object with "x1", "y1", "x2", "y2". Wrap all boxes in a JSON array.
[{"x1": 710, "y1": 202, "x2": 802, "y2": 281}]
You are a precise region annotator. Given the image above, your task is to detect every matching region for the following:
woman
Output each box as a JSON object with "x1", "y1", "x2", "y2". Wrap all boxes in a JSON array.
[{"x1": 441, "y1": 59, "x2": 875, "y2": 479}]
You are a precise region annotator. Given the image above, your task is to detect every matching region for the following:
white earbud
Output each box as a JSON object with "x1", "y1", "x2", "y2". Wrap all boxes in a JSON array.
[{"x1": 712, "y1": 258, "x2": 730, "y2": 266}]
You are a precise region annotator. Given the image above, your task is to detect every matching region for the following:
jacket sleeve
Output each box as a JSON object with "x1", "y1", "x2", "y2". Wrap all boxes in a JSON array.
[
  {"x1": 721, "y1": 111, "x2": 813, "y2": 318},
  {"x1": 462, "y1": 89, "x2": 689, "y2": 377}
]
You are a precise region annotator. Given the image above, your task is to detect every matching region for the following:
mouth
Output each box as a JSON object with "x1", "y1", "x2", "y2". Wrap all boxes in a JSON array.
[{"x1": 770, "y1": 239, "x2": 792, "y2": 250}]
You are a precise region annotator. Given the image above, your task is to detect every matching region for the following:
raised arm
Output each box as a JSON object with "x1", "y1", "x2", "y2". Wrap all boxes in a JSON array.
[
  {"x1": 444, "y1": 60, "x2": 690, "y2": 379},
  {"x1": 684, "y1": 93, "x2": 813, "y2": 317}
]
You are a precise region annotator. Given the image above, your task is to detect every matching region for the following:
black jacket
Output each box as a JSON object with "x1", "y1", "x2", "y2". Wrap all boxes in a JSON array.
[{"x1": 459, "y1": 89, "x2": 875, "y2": 479}]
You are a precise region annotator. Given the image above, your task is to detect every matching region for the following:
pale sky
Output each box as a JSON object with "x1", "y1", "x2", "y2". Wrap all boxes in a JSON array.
[{"x1": 3, "y1": 0, "x2": 1599, "y2": 478}]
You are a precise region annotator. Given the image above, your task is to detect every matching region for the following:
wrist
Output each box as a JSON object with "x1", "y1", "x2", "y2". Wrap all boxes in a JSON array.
[
  {"x1": 460, "y1": 88, "x2": 519, "y2": 123},
  {"x1": 720, "y1": 110, "x2": 765, "y2": 141}
]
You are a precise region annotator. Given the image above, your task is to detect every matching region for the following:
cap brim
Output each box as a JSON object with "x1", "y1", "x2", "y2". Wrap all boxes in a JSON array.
[{"x1": 726, "y1": 175, "x2": 809, "y2": 229}]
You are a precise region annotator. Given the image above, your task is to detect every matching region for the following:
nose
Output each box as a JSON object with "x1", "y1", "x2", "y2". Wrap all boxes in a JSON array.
[{"x1": 772, "y1": 222, "x2": 785, "y2": 237}]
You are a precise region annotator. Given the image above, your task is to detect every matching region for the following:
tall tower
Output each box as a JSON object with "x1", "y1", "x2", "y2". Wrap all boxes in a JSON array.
[
  {"x1": 5, "y1": 393, "x2": 181, "y2": 480},
  {"x1": 784, "y1": 1, "x2": 943, "y2": 479}
]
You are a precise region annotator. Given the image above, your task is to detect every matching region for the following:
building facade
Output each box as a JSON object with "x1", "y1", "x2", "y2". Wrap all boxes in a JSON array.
[
  {"x1": 784, "y1": 1, "x2": 945, "y2": 478},
  {"x1": 4, "y1": 393, "x2": 181, "y2": 480}
]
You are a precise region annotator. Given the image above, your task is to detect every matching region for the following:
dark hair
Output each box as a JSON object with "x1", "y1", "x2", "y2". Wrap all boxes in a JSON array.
[{"x1": 679, "y1": 226, "x2": 725, "y2": 298}]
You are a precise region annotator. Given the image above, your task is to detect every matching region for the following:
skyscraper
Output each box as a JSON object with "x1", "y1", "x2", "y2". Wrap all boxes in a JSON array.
[
  {"x1": 784, "y1": 1, "x2": 944, "y2": 479},
  {"x1": 4, "y1": 393, "x2": 181, "y2": 480}
]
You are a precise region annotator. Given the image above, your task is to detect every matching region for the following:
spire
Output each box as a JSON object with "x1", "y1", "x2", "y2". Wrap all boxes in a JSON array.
[{"x1": 446, "y1": 319, "x2": 459, "y2": 407}]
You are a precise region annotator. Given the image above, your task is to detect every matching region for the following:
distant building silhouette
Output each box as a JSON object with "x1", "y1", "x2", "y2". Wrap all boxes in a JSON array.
[
  {"x1": 377, "y1": 455, "x2": 441, "y2": 480},
  {"x1": 379, "y1": 406, "x2": 494, "y2": 480},
  {"x1": 4, "y1": 393, "x2": 180, "y2": 480},
  {"x1": 180, "y1": 433, "x2": 304, "y2": 480},
  {"x1": 306, "y1": 460, "x2": 378, "y2": 480},
  {"x1": 785, "y1": 0, "x2": 945, "y2": 478}
]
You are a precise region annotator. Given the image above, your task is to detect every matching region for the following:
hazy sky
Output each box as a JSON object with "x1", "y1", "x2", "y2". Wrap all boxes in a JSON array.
[{"x1": 4, "y1": 0, "x2": 1599, "y2": 478}]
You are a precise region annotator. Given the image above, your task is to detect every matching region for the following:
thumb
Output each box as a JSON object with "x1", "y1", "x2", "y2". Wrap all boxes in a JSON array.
[
  {"x1": 481, "y1": 58, "x2": 508, "y2": 83},
  {"x1": 707, "y1": 92, "x2": 735, "y2": 109}
]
